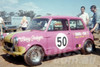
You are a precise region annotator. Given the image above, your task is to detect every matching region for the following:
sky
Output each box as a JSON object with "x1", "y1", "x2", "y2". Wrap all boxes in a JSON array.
[{"x1": 0, "y1": 0, "x2": 100, "y2": 16}]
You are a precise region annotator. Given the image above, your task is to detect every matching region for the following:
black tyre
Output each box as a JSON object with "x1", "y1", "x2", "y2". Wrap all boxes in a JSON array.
[
  {"x1": 81, "y1": 40, "x2": 95, "y2": 54},
  {"x1": 24, "y1": 46, "x2": 44, "y2": 66}
]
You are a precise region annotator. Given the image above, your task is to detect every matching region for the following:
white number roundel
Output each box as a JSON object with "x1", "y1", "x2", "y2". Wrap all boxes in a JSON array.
[{"x1": 55, "y1": 33, "x2": 68, "y2": 49}]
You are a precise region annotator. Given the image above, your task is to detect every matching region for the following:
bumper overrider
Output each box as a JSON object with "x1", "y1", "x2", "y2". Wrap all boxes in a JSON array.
[{"x1": 1, "y1": 34, "x2": 26, "y2": 57}]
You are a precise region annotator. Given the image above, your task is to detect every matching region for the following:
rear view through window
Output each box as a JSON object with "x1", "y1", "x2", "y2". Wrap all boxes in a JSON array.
[
  {"x1": 48, "y1": 19, "x2": 69, "y2": 31},
  {"x1": 70, "y1": 20, "x2": 84, "y2": 30}
]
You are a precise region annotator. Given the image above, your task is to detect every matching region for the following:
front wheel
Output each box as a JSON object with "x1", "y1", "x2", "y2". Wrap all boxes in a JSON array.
[
  {"x1": 81, "y1": 40, "x2": 95, "y2": 54},
  {"x1": 24, "y1": 46, "x2": 44, "y2": 66}
]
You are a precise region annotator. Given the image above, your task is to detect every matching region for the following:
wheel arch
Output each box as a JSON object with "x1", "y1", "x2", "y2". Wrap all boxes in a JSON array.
[
  {"x1": 81, "y1": 38, "x2": 95, "y2": 54},
  {"x1": 82, "y1": 38, "x2": 95, "y2": 47},
  {"x1": 25, "y1": 44, "x2": 46, "y2": 56}
]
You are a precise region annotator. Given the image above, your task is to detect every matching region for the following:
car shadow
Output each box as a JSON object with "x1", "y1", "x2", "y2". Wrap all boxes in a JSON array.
[
  {"x1": 43, "y1": 47, "x2": 100, "y2": 62},
  {"x1": 0, "y1": 54, "x2": 30, "y2": 67},
  {"x1": 1, "y1": 49, "x2": 100, "y2": 66},
  {"x1": 92, "y1": 46, "x2": 100, "y2": 55},
  {"x1": 1, "y1": 50, "x2": 81, "y2": 66},
  {"x1": 43, "y1": 50, "x2": 82, "y2": 61}
]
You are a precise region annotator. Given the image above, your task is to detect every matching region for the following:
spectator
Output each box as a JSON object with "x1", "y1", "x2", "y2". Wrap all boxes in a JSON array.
[
  {"x1": 89, "y1": 5, "x2": 100, "y2": 33},
  {"x1": 21, "y1": 16, "x2": 28, "y2": 31},
  {"x1": 0, "y1": 17, "x2": 6, "y2": 35},
  {"x1": 78, "y1": 6, "x2": 89, "y2": 25}
]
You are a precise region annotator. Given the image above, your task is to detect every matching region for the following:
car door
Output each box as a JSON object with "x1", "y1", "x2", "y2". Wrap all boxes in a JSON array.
[
  {"x1": 46, "y1": 19, "x2": 73, "y2": 55},
  {"x1": 69, "y1": 19, "x2": 88, "y2": 50}
]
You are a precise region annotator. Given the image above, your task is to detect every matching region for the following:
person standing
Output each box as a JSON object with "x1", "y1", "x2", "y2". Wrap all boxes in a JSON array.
[
  {"x1": 0, "y1": 17, "x2": 6, "y2": 35},
  {"x1": 89, "y1": 5, "x2": 100, "y2": 33},
  {"x1": 78, "y1": 6, "x2": 89, "y2": 25},
  {"x1": 21, "y1": 16, "x2": 28, "y2": 31}
]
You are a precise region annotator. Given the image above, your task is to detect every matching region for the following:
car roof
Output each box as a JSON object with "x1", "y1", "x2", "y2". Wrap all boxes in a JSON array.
[{"x1": 40, "y1": 16, "x2": 82, "y2": 19}]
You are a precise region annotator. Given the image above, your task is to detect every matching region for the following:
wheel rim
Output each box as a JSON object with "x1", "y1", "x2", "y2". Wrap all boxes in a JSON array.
[
  {"x1": 30, "y1": 49, "x2": 41, "y2": 63},
  {"x1": 86, "y1": 42, "x2": 93, "y2": 52}
]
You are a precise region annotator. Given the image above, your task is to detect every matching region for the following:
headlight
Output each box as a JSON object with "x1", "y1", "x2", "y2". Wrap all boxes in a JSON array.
[
  {"x1": 0, "y1": 35, "x2": 4, "y2": 40},
  {"x1": 13, "y1": 37, "x2": 18, "y2": 45}
]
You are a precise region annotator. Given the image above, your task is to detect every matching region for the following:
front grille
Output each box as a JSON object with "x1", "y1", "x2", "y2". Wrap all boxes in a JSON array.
[{"x1": 4, "y1": 42, "x2": 15, "y2": 52}]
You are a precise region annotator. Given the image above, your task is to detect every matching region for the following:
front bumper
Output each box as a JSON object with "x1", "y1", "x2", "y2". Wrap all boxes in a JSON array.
[
  {"x1": 3, "y1": 46, "x2": 26, "y2": 57},
  {"x1": 2, "y1": 42, "x2": 26, "y2": 57}
]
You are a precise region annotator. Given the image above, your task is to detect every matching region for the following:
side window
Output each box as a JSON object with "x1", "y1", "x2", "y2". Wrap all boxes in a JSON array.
[
  {"x1": 70, "y1": 20, "x2": 84, "y2": 30},
  {"x1": 77, "y1": 20, "x2": 84, "y2": 29},
  {"x1": 48, "y1": 19, "x2": 69, "y2": 31},
  {"x1": 70, "y1": 20, "x2": 77, "y2": 30}
]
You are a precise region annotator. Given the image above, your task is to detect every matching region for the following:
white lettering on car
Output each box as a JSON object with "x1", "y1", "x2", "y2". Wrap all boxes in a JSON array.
[
  {"x1": 75, "y1": 32, "x2": 82, "y2": 36},
  {"x1": 75, "y1": 31, "x2": 89, "y2": 38},
  {"x1": 18, "y1": 35, "x2": 43, "y2": 42}
]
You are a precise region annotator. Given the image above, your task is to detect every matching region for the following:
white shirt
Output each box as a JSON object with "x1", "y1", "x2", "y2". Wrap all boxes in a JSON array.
[
  {"x1": 0, "y1": 17, "x2": 3, "y2": 24},
  {"x1": 21, "y1": 21, "x2": 28, "y2": 27},
  {"x1": 78, "y1": 12, "x2": 89, "y2": 24}
]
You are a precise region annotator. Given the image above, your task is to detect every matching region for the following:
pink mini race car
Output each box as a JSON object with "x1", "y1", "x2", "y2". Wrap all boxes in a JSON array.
[{"x1": 1, "y1": 16, "x2": 95, "y2": 66}]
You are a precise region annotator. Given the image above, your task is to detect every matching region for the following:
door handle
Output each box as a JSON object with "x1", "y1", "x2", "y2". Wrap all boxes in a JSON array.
[
  {"x1": 44, "y1": 36, "x2": 50, "y2": 38},
  {"x1": 67, "y1": 33, "x2": 70, "y2": 35}
]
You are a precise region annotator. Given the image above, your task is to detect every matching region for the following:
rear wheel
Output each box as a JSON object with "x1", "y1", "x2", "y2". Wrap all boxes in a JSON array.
[
  {"x1": 24, "y1": 46, "x2": 44, "y2": 66},
  {"x1": 81, "y1": 40, "x2": 95, "y2": 54}
]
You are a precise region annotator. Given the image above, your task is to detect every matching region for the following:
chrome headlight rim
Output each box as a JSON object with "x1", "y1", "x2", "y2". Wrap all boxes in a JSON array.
[{"x1": 13, "y1": 37, "x2": 18, "y2": 45}]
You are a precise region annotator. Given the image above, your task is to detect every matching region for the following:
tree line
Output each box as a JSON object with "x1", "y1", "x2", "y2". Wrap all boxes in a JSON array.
[
  {"x1": 0, "y1": 10, "x2": 52, "y2": 22},
  {"x1": 0, "y1": 10, "x2": 36, "y2": 21}
]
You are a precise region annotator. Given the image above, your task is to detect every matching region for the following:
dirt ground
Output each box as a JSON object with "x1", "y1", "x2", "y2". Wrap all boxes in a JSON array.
[{"x1": 0, "y1": 44, "x2": 100, "y2": 67}]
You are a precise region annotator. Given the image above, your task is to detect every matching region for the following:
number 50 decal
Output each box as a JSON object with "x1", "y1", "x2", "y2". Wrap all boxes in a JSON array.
[
  {"x1": 57, "y1": 37, "x2": 67, "y2": 47},
  {"x1": 55, "y1": 33, "x2": 68, "y2": 49}
]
